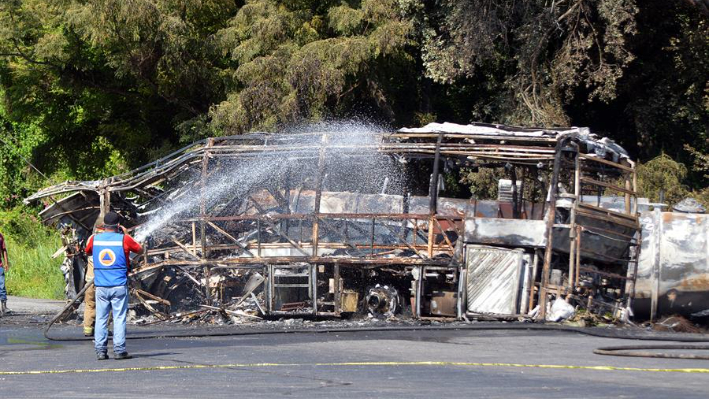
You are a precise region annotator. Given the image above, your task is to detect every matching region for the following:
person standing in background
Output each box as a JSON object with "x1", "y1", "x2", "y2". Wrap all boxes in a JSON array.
[
  {"x1": 0, "y1": 231, "x2": 9, "y2": 316},
  {"x1": 83, "y1": 223, "x2": 105, "y2": 336}
]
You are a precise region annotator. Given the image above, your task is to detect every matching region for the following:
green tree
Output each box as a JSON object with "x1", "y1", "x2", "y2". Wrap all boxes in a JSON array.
[
  {"x1": 0, "y1": 0, "x2": 239, "y2": 181},
  {"x1": 210, "y1": 0, "x2": 414, "y2": 133},
  {"x1": 414, "y1": 0, "x2": 638, "y2": 126},
  {"x1": 636, "y1": 153, "x2": 689, "y2": 206},
  {"x1": 0, "y1": 0, "x2": 707, "y2": 205}
]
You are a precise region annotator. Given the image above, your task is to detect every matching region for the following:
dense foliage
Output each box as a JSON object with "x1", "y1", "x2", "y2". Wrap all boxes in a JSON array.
[
  {"x1": 0, "y1": 0, "x2": 707, "y2": 207},
  {"x1": 0, "y1": 208, "x2": 64, "y2": 298}
]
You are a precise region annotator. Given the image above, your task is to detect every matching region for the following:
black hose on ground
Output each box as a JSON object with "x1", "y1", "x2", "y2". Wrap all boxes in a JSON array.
[
  {"x1": 44, "y1": 288, "x2": 709, "y2": 360},
  {"x1": 593, "y1": 345, "x2": 709, "y2": 360},
  {"x1": 43, "y1": 279, "x2": 94, "y2": 341}
]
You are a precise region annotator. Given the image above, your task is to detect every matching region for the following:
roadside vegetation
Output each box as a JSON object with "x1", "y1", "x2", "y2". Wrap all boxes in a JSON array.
[{"x1": 0, "y1": 208, "x2": 64, "y2": 299}]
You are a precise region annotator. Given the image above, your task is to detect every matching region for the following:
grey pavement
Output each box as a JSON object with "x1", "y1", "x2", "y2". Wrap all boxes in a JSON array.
[
  {"x1": 0, "y1": 323, "x2": 708, "y2": 398},
  {"x1": 3, "y1": 296, "x2": 66, "y2": 315}
]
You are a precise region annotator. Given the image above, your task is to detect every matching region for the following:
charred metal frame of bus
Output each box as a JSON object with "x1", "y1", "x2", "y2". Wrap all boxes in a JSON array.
[{"x1": 27, "y1": 123, "x2": 641, "y2": 321}]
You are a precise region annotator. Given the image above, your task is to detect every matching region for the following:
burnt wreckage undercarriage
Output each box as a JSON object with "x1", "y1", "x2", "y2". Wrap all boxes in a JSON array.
[{"x1": 27, "y1": 123, "x2": 641, "y2": 322}]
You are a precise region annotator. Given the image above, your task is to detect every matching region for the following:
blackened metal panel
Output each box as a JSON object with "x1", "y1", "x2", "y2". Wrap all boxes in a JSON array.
[
  {"x1": 466, "y1": 245, "x2": 524, "y2": 315},
  {"x1": 464, "y1": 219, "x2": 547, "y2": 248},
  {"x1": 551, "y1": 213, "x2": 637, "y2": 262}
]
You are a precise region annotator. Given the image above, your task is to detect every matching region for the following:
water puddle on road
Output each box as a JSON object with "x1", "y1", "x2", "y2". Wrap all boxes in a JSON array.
[{"x1": 0, "y1": 337, "x2": 63, "y2": 352}]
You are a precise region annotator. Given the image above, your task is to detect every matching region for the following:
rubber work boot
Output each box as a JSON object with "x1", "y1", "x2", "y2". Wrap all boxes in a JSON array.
[
  {"x1": 1, "y1": 301, "x2": 7, "y2": 316},
  {"x1": 97, "y1": 352, "x2": 109, "y2": 361},
  {"x1": 114, "y1": 352, "x2": 132, "y2": 360},
  {"x1": 83, "y1": 327, "x2": 94, "y2": 337}
]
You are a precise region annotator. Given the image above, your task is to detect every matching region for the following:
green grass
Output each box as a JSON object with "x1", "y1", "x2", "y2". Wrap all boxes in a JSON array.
[{"x1": 1, "y1": 208, "x2": 65, "y2": 300}]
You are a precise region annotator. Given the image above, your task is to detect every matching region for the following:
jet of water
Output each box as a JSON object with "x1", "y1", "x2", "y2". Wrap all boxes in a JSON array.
[{"x1": 133, "y1": 120, "x2": 404, "y2": 243}]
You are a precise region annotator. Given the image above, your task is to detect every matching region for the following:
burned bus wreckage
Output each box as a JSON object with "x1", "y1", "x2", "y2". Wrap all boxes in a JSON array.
[{"x1": 27, "y1": 122, "x2": 651, "y2": 324}]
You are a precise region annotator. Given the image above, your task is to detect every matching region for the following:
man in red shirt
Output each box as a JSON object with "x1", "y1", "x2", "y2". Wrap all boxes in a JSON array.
[
  {"x1": 85, "y1": 226, "x2": 142, "y2": 271},
  {"x1": 85, "y1": 212, "x2": 143, "y2": 360}
]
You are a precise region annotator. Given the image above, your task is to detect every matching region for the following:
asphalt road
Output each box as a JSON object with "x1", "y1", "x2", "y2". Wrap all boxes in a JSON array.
[
  {"x1": 1, "y1": 322, "x2": 708, "y2": 399},
  {"x1": 2, "y1": 296, "x2": 66, "y2": 315}
]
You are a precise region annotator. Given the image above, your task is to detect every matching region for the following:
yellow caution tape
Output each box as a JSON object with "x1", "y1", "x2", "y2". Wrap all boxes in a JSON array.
[{"x1": 1, "y1": 361, "x2": 708, "y2": 375}]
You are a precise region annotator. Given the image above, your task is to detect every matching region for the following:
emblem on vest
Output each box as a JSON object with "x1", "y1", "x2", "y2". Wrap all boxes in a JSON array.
[{"x1": 98, "y1": 248, "x2": 117, "y2": 267}]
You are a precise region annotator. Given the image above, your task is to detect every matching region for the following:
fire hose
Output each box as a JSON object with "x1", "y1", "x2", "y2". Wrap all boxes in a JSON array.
[
  {"x1": 44, "y1": 278, "x2": 95, "y2": 340},
  {"x1": 593, "y1": 345, "x2": 709, "y2": 360},
  {"x1": 44, "y1": 283, "x2": 709, "y2": 360}
]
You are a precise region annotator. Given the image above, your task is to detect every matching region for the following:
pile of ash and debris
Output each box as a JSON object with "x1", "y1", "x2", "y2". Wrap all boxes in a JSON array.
[
  {"x1": 130, "y1": 270, "x2": 270, "y2": 326},
  {"x1": 122, "y1": 263, "x2": 419, "y2": 327}
]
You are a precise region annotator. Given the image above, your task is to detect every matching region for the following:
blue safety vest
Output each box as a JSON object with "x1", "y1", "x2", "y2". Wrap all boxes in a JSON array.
[{"x1": 92, "y1": 232, "x2": 128, "y2": 287}]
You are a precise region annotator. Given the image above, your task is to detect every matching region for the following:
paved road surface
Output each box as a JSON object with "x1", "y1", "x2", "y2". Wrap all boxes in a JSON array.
[
  {"x1": 0, "y1": 322, "x2": 707, "y2": 398},
  {"x1": 2, "y1": 296, "x2": 66, "y2": 315}
]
